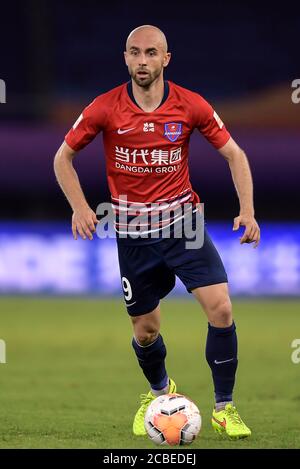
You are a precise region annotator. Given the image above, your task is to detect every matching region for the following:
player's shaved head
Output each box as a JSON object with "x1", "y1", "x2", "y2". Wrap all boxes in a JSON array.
[
  {"x1": 126, "y1": 25, "x2": 168, "y2": 52},
  {"x1": 124, "y1": 25, "x2": 171, "y2": 88}
]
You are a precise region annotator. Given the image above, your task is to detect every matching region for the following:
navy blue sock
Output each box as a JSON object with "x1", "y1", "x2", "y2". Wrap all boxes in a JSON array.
[
  {"x1": 205, "y1": 322, "x2": 238, "y2": 403},
  {"x1": 132, "y1": 334, "x2": 168, "y2": 390}
]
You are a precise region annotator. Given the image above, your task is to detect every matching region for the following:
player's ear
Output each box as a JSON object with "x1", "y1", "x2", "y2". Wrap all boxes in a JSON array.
[
  {"x1": 124, "y1": 51, "x2": 128, "y2": 66},
  {"x1": 163, "y1": 52, "x2": 171, "y2": 68}
]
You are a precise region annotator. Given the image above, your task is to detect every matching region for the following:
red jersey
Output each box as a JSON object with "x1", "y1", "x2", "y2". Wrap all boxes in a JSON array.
[{"x1": 65, "y1": 80, "x2": 230, "y2": 238}]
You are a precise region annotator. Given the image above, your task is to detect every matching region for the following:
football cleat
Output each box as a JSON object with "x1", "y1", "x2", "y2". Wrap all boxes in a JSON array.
[
  {"x1": 212, "y1": 403, "x2": 251, "y2": 439},
  {"x1": 133, "y1": 378, "x2": 177, "y2": 436}
]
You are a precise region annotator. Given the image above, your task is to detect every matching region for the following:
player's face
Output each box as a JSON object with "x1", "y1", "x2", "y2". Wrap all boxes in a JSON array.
[{"x1": 124, "y1": 32, "x2": 170, "y2": 87}]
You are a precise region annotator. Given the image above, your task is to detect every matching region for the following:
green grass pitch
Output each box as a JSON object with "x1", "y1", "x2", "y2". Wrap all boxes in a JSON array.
[{"x1": 0, "y1": 297, "x2": 299, "y2": 449}]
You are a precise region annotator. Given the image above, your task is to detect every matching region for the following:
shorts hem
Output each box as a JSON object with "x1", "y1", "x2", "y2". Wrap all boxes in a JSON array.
[
  {"x1": 126, "y1": 299, "x2": 160, "y2": 317},
  {"x1": 125, "y1": 283, "x2": 174, "y2": 317},
  {"x1": 186, "y1": 277, "x2": 228, "y2": 293}
]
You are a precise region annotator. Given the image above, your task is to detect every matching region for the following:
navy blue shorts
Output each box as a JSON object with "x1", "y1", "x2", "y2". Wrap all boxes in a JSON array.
[{"x1": 116, "y1": 226, "x2": 228, "y2": 316}]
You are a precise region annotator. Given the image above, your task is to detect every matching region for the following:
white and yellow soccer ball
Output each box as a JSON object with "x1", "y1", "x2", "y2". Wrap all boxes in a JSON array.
[{"x1": 144, "y1": 393, "x2": 201, "y2": 446}]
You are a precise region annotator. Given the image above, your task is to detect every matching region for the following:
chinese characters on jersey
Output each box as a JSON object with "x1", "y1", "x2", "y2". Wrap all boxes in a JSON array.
[{"x1": 115, "y1": 145, "x2": 182, "y2": 173}]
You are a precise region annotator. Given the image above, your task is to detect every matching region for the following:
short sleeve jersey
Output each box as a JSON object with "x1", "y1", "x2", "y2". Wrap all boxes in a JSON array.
[{"x1": 65, "y1": 80, "x2": 231, "y2": 239}]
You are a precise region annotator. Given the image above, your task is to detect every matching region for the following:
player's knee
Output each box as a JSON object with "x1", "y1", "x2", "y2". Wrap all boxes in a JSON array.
[
  {"x1": 135, "y1": 328, "x2": 159, "y2": 346},
  {"x1": 131, "y1": 307, "x2": 160, "y2": 345},
  {"x1": 133, "y1": 318, "x2": 160, "y2": 345},
  {"x1": 209, "y1": 297, "x2": 233, "y2": 327}
]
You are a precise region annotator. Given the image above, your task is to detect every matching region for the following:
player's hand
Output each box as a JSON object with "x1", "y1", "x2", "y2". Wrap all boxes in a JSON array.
[
  {"x1": 233, "y1": 214, "x2": 260, "y2": 248},
  {"x1": 72, "y1": 206, "x2": 98, "y2": 240}
]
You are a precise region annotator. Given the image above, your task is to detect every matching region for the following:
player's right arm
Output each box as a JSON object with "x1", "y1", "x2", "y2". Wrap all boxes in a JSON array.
[
  {"x1": 54, "y1": 95, "x2": 107, "y2": 240},
  {"x1": 54, "y1": 141, "x2": 98, "y2": 240}
]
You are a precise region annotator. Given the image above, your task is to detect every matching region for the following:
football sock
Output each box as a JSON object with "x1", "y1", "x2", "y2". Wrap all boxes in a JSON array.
[
  {"x1": 215, "y1": 400, "x2": 233, "y2": 412},
  {"x1": 205, "y1": 321, "x2": 238, "y2": 404},
  {"x1": 151, "y1": 381, "x2": 170, "y2": 396},
  {"x1": 132, "y1": 334, "x2": 168, "y2": 391}
]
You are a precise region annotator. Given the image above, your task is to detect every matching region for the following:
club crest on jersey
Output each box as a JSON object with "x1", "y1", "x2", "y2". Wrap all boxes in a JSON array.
[{"x1": 164, "y1": 122, "x2": 182, "y2": 142}]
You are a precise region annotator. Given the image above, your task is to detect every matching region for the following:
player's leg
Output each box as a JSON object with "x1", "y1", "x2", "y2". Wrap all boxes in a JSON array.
[
  {"x1": 131, "y1": 304, "x2": 176, "y2": 436},
  {"x1": 116, "y1": 241, "x2": 177, "y2": 435},
  {"x1": 191, "y1": 282, "x2": 237, "y2": 404},
  {"x1": 191, "y1": 283, "x2": 251, "y2": 438},
  {"x1": 131, "y1": 304, "x2": 170, "y2": 394},
  {"x1": 161, "y1": 217, "x2": 251, "y2": 439}
]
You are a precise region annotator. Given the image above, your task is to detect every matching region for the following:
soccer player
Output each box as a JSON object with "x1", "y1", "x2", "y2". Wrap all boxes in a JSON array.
[{"x1": 54, "y1": 25, "x2": 260, "y2": 440}]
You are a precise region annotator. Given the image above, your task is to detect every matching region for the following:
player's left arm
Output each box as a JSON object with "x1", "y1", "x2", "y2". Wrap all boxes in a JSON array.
[{"x1": 218, "y1": 137, "x2": 260, "y2": 248}]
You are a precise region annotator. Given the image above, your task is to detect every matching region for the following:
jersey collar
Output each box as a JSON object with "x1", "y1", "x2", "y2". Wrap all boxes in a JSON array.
[{"x1": 126, "y1": 80, "x2": 169, "y2": 111}]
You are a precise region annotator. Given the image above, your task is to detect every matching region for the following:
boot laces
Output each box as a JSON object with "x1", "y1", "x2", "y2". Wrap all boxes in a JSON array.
[
  {"x1": 139, "y1": 393, "x2": 154, "y2": 410},
  {"x1": 225, "y1": 405, "x2": 243, "y2": 425}
]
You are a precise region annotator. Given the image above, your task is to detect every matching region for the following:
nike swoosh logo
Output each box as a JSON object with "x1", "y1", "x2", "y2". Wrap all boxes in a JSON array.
[
  {"x1": 126, "y1": 301, "x2": 136, "y2": 307},
  {"x1": 214, "y1": 358, "x2": 234, "y2": 365},
  {"x1": 212, "y1": 416, "x2": 226, "y2": 428},
  {"x1": 117, "y1": 127, "x2": 135, "y2": 134}
]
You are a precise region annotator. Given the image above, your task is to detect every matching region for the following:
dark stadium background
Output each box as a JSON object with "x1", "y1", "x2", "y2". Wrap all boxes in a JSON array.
[
  {"x1": 1, "y1": 1, "x2": 299, "y2": 221},
  {"x1": 0, "y1": 1, "x2": 300, "y2": 450}
]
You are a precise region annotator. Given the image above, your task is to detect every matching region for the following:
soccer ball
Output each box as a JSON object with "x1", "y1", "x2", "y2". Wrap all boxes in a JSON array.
[{"x1": 144, "y1": 393, "x2": 201, "y2": 446}]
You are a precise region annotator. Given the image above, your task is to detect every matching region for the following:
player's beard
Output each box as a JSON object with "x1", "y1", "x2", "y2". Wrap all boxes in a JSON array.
[{"x1": 131, "y1": 66, "x2": 162, "y2": 88}]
